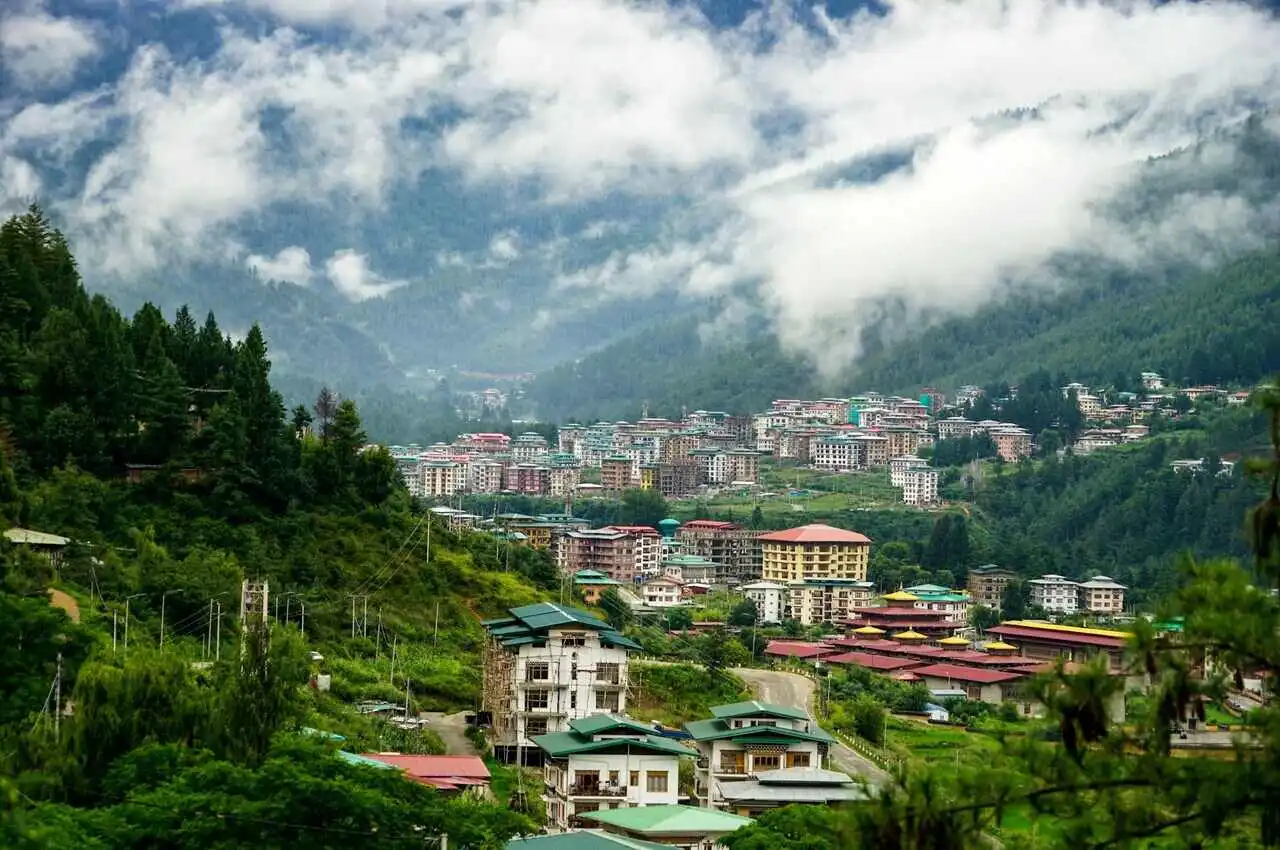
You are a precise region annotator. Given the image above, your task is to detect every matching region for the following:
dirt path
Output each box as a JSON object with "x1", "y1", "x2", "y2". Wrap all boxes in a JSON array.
[
  {"x1": 48, "y1": 588, "x2": 80, "y2": 622},
  {"x1": 424, "y1": 711, "x2": 479, "y2": 755}
]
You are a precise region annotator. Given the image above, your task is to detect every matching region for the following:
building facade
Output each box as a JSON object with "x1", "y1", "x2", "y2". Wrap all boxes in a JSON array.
[
  {"x1": 1028, "y1": 574, "x2": 1080, "y2": 615},
  {"x1": 1079, "y1": 575, "x2": 1127, "y2": 615},
  {"x1": 676, "y1": 521, "x2": 763, "y2": 583},
  {"x1": 966, "y1": 565, "x2": 1017, "y2": 611},
  {"x1": 759, "y1": 524, "x2": 871, "y2": 584},
  {"x1": 740, "y1": 582, "x2": 788, "y2": 624}
]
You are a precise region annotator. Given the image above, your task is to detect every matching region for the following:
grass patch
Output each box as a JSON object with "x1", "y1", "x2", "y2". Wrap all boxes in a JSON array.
[{"x1": 629, "y1": 663, "x2": 749, "y2": 727}]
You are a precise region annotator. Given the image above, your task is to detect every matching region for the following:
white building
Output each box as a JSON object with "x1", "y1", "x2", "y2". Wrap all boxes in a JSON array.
[
  {"x1": 740, "y1": 582, "x2": 788, "y2": 625},
  {"x1": 684, "y1": 702, "x2": 836, "y2": 810},
  {"x1": 640, "y1": 576, "x2": 684, "y2": 608},
  {"x1": 900, "y1": 468, "x2": 939, "y2": 507},
  {"x1": 1079, "y1": 575, "x2": 1127, "y2": 615},
  {"x1": 1141, "y1": 371, "x2": 1165, "y2": 391},
  {"x1": 536, "y1": 714, "x2": 692, "y2": 830},
  {"x1": 1028, "y1": 574, "x2": 1080, "y2": 615},
  {"x1": 889, "y1": 455, "x2": 930, "y2": 487},
  {"x1": 482, "y1": 603, "x2": 639, "y2": 762}
]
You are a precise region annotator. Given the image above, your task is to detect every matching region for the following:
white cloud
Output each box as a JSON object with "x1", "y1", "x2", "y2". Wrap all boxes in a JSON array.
[
  {"x1": 0, "y1": 1, "x2": 100, "y2": 89},
  {"x1": 324, "y1": 249, "x2": 408, "y2": 301},
  {"x1": 248, "y1": 245, "x2": 314, "y2": 286},
  {"x1": 488, "y1": 230, "x2": 520, "y2": 263}
]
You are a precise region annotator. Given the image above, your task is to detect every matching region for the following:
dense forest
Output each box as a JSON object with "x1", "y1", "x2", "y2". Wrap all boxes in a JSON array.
[{"x1": 0, "y1": 208, "x2": 553, "y2": 846}]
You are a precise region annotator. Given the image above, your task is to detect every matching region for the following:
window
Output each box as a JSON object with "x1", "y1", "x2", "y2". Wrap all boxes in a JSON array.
[
  {"x1": 786, "y1": 752, "x2": 810, "y2": 768},
  {"x1": 751, "y1": 754, "x2": 781, "y2": 771},
  {"x1": 525, "y1": 717, "x2": 548, "y2": 736},
  {"x1": 562, "y1": 635, "x2": 585, "y2": 647},
  {"x1": 570, "y1": 692, "x2": 577, "y2": 709},
  {"x1": 524, "y1": 690, "x2": 549, "y2": 711},
  {"x1": 571, "y1": 662, "x2": 578, "y2": 681},
  {"x1": 525, "y1": 662, "x2": 550, "y2": 682},
  {"x1": 609, "y1": 771, "x2": 620, "y2": 786},
  {"x1": 597, "y1": 663, "x2": 621, "y2": 685},
  {"x1": 629, "y1": 771, "x2": 639, "y2": 787},
  {"x1": 645, "y1": 771, "x2": 669, "y2": 793},
  {"x1": 596, "y1": 691, "x2": 620, "y2": 711}
]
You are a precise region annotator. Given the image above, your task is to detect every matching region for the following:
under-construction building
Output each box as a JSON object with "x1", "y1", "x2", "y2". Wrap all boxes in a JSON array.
[
  {"x1": 675, "y1": 520, "x2": 763, "y2": 583},
  {"x1": 482, "y1": 602, "x2": 640, "y2": 765}
]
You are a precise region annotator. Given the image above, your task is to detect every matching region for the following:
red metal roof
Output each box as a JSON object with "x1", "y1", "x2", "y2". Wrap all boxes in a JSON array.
[
  {"x1": 757, "y1": 524, "x2": 872, "y2": 544},
  {"x1": 605, "y1": 525, "x2": 660, "y2": 536},
  {"x1": 986, "y1": 624, "x2": 1127, "y2": 649},
  {"x1": 763, "y1": 640, "x2": 837, "y2": 659},
  {"x1": 911, "y1": 663, "x2": 1024, "y2": 684},
  {"x1": 825, "y1": 652, "x2": 923, "y2": 671},
  {"x1": 362, "y1": 754, "x2": 491, "y2": 788},
  {"x1": 680, "y1": 520, "x2": 741, "y2": 530}
]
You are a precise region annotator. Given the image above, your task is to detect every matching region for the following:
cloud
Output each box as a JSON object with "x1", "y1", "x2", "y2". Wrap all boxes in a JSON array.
[
  {"x1": 0, "y1": 1, "x2": 100, "y2": 89},
  {"x1": 248, "y1": 245, "x2": 315, "y2": 286},
  {"x1": 7, "y1": 0, "x2": 1280, "y2": 375},
  {"x1": 324, "y1": 249, "x2": 408, "y2": 301}
]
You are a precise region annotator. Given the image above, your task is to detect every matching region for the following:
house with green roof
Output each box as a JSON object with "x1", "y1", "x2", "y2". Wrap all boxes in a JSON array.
[
  {"x1": 578, "y1": 805, "x2": 752, "y2": 850},
  {"x1": 682, "y1": 702, "x2": 836, "y2": 810},
  {"x1": 905, "y1": 583, "x2": 972, "y2": 626},
  {"x1": 506, "y1": 830, "x2": 671, "y2": 850},
  {"x1": 534, "y1": 714, "x2": 695, "y2": 830},
  {"x1": 482, "y1": 603, "x2": 642, "y2": 764}
]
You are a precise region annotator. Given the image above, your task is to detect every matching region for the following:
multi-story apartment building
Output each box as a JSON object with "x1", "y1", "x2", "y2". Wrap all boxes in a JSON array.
[
  {"x1": 1141, "y1": 371, "x2": 1165, "y2": 390},
  {"x1": 740, "y1": 581, "x2": 788, "y2": 624},
  {"x1": 955, "y1": 385, "x2": 984, "y2": 406},
  {"x1": 482, "y1": 602, "x2": 639, "y2": 762},
  {"x1": 1076, "y1": 393, "x2": 1103, "y2": 420},
  {"x1": 1028, "y1": 574, "x2": 1080, "y2": 615},
  {"x1": 989, "y1": 426, "x2": 1033, "y2": 462},
  {"x1": 512, "y1": 432, "x2": 550, "y2": 462},
  {"x1": 455, "y1": 432, "x2": 511, "y2": 454},
  {"x1": 558, "y1": 527, "x2": 661, "y2": 585},
  {"x1": 786, "y1": 578, "x2": 875, "y2": 625},
  {"x1": 537, "y1": 714, "x2": 693, "y2": 830},
  {"x1": 967, "y1": 565, "x2": 1017, "y2": 610},
  {"x1": 421, "y1": 459, "x2": 465, "y2": 497},
  {"x1": 889, "y1": 455, "x2": 930, "y2": 487},
  {"x1": 900, "y1": 468, "x2": 939, "y2": 506},
  {"x1": 685, "y1": 702, "x2": 836, "y2": 810},
  {"x1": 548, "y1": 461, "x2": 582, "y2": 498},
  {"x1": 690, "y1": 448, "x2": 731, "y2": 485},
  {"x1": 858, "y1": 433, "x2": 890, "y2": 467},
  {"x1": 639, "y1": 576, "x2": 684, "y2": 608},
  {"x1": 468, "y1": 459, "x2": 505, "y2": 494},
  {"x1": 505, "y1": 463, "x2": 552, "y2": 495},
  {"x1": 759, "y1": 524, "x2": 871, "y2": 584},
  {"x1": 676, "y1": 521, "x2": 763, "y2": 583},
  {"x1": 1079, "y1": 575, "x2": 1127, "y2": 615},
  {"x1": 936, "y1": 416, "x2": 979, "y2": 441},
  {"x1": 600, "y1": 456, "x2": 634, "y2": 494},
  {"x1": 725, "y1": 449, "x2": 760, "y2": 483},
  {"x1": 657, "y1": 460, "x2": 700, "y2": 498},
  {"x1": 557, "y1": 423, "x2": 585, "y2": 454},
  {"x1": 811, "y1": 436, "x2": 860, "y2": 470}
]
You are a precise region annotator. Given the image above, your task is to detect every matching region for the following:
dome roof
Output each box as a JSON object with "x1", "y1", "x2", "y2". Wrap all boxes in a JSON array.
[{"x1": 892, "y1": 629, "x2": 927, "y2": 641}]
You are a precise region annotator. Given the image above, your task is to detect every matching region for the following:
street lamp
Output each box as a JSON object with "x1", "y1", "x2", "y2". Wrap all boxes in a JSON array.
[
  {"x1": 123, "y1": 593, "x2": 144, "y2": 654},
  {"x1": 160, "y1": 588, "x2": 184, "y2": 647}
]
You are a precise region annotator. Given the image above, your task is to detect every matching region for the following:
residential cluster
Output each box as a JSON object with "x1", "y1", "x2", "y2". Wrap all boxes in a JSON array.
[{"x1": 967, "y1": 566, "x2": 1128, "y2": 616}]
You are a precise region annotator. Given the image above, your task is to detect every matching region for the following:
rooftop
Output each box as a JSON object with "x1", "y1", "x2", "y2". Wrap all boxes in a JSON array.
[
  {"x1": 4, "y1": 527, "x2": 70, "y2": 546},
  {"x1": 911, "y1": 663, "x2": 1024, "y2": 685},
  {"x1": 506, "y1": 830, "x2": 671, "y2": 850},
  {"x1": 757, "y1": 523, "x2": 871, "y2": 544},
  {"x1": 483, "y1": 603, "x2": 641, "y2": 651},
  {"x1": 578, "y1": 805, "x2": 752, "y2": 836},
  {"x1": 710, "y1": 700, "x2": 809, "y2": 722},
  {"x1": 359, "y1": 754, "x2": 490, "y2": 789}
]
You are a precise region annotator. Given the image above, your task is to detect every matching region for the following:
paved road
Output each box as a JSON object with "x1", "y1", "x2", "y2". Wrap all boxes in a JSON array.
[
  {"x1": 424, "y1": 711, "x2": 479, "y2": 755},
  {"x1": 733, "y1": 668, "x2": 890, "y2": 786}
]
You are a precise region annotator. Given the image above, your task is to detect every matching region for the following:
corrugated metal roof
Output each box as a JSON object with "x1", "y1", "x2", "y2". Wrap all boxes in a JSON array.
[
  {"x1": 578, "y1": 805, "x2": 752, "y2": 835},
  {"x1": 4, "y1": 527, "x2": 70, "y2": 546},
  {"x1": 506, "y1": 830, "x2": 672, "y2": 850},
  {"x1": 710, "y1": 701, "x2": 809, "y2": 721}
]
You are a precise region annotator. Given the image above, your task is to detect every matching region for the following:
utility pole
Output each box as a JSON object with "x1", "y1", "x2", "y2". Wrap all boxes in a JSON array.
[
  {"x1": 433, "y1": 601, "x2": 440, "y2": 648},
  {"x1": 124, "y1": 593, "x2": 143, "y2": 655},
  {"x1": 404, "y1": 677, "x2": 411, "y2": 719},
  {"x1": 299, "y1": 601, "x2": 306, "y2": 639},
  {"x1": 205, "y1": 599, "x2": 214, "y2": 659},
  {"x1": 362, "y1": 596, "x2": 369, "y2": 638},
  {"x1": 215, "y1": 600, "x2": 223, "y2": 661},
  {"x1": 53, "y1": 652, "x2": 61, "y2": 742},
  {"x1": 112, "y1": 609, "x2": 118, "y2": 652},
  {"x1": 160, "y1": 588, "x2": 183, "y2": 647},
  {"x1": 389, "y1": 634, "x2": 397, "y2": 685}
]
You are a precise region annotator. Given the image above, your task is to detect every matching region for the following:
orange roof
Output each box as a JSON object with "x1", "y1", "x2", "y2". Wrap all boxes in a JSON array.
[
  {"x1": 361, "y1": 754, "x2": 491, "y2": 789},
  {"x1": 757, "y1": 524, "x2": 871, "y2": 544}
]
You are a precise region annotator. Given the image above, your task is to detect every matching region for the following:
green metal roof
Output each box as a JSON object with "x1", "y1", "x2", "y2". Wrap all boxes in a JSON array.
[
  {"x1": 500, "y1": 636, "x2": 543, "y2": 648},
  {"x1": 578, "y1": 805, "x2": 752, "y2": 835},
  {"x1": 336, "y1": 750, "x2": 400, "y2": 770},
  {"x1": 568, "y1": 715, "x2": 656, "y2": 737},
  {"x1": 710, "y1": 701, "x2": 809, "y2": 722},
  {"x1": 506, "y1": 830, "x2": 671, "y2": 850},
  {"x1": 533, "y1": 731, "x2": 693, "y2": 759},
  {"x1": 601, "y1": 632, "x2": 642, "y2": 651},
  {"x1": 905, "y1": 584, "x2": 949, "y2": 593},
  {"x1": 682, "y1": 719, "x2": 836, "y2": 746}
]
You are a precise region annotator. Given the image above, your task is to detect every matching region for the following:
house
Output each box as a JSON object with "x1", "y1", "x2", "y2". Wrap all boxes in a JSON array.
[
  {"x1": 758, "y1": 524, "x2": 871, "y2": 584},
  {"x1": 910, "y1": 663, "x2": 1024, "y2": 705},
  {"x1": 360, "y1": 754, "x2": 491, "y2": 796},
  {"x1": 482, "y1": 603, "x2": 641, "y2": 763},
  {"x1": 740, "y1": 582, "x2": 787, "y2": 624},
  {"x1": 1028, "y1": 574, "x2": 1080, "y2": 615},
  {"x1": 1141, "y1": 371, "x2": 1165, "y2": 391},
  {"x1": 683, "y1": 701, "x2": 836, "y2": 809},
  {"x1": 640, "y1": 576, "x2": 685, "y2": 608},
  {"x1": 712, "y1": 767, "x2": 867, "y2": 817},
  {"x1": 3, "y1": 527, "x2": 70, "y2": 568},
  {"x1": 507, "y1": 830, "x2": 672, "y2": 850},
  {"x1": 966, "y1": 565, "x2": 1017, "y2": 610},
  {"x1": 578, "y1": 805, "x2": 753, "y2": 850},
  {"x1": 576, "y1": 570, "x2": 622, "y2": 605},
  {"x1": 1078, "y1": 575, "x2": 1126, "y2": 615},
  {"x1": 535, "y1": 714, "x2": 695, "y2": 830}
]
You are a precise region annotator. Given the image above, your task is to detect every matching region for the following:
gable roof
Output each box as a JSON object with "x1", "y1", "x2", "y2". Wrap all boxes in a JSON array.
[
  {"x1": 506, "y1": 830, "x2": 672, "y2": 850},
  {"x1": 710, "y1": 700, "x2": 809, "y2": 721},
  {"x1": 4, "y1": 527, "x2": 70, "y2": 546},
  {"x1": 360, "y1": 754, "x2": 491, "y2": 789},
  {"x1": 568, "y1": 714, "x2": 655, "y2": 737},
  {"x1": 911, "y1": 663, "x2": 1024, "y2": 685},
  {"x1": 533, "y1": 730, "x2": 693, "y2": 759},
  {"x1": 484, "y1": 603, "x2": 641, "y2": 651},
  {"x1": 757, "y1": 524, "x2": 871, "y2": 544},
  {"x1": 683, "y1": 718, "x2": 835, "y2": 746},
  {"x1": 578, "y1": 805, "x2": 752, "y2": 835}
]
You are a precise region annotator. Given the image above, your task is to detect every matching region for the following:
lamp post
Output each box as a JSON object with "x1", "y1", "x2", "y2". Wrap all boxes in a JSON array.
[
  {"x1": 123, "y1": 594, "x2": 144, "y2": 654},
  {"x1": 160, "y1": 588, "x2": 184, "y2": 647}
]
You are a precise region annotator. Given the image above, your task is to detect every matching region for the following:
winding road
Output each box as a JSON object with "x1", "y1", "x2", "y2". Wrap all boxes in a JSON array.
[{"x1": 732, "y1": 667, "x2": 890, "y2": 785}]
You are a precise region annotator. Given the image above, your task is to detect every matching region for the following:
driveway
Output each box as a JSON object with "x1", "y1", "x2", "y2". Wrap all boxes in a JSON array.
[
  {"x1": 424, "y1": 711, "x2": 479, "y2": 755},
  {"x1": 733, "y1": 667, "x2": 890, "y2": 785}
]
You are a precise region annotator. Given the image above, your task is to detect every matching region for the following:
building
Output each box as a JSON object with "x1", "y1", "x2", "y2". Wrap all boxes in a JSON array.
[
  {"x1": 889, "y1": 455, "x2": 930, "y2": 487},
  {"x1": 3, "y1": 527, "x2": 70, "y2": 568},
  {"x1": 535, "y1": 714, "x2": 694, "y2": 830},
  {"x1": 602, "y1": 456, "x2": 634, "y2": 494},
  {"x1": 684, "y1": 701, "x2": 836, "y2": 810},
  {"x1": 911, "y1": 664, "x2": 1024, "y2": 704},
  {"x1": 578, "y1": 805, "x2": 753, "y2": 850},
  {"x1": 904, "y1": 584, "x2": 971, "y2": 626},
  {"x1": 559, "y1": 527, "x2": 661, "y2": 585},
  {"x1": 661, "y1": 554, "x2": 722, "y2": 585},
  {"x1": 1141, "y1": 371, "x2": 1165, "y2": 391},
  {"x1": 676, "y1": 521, "x2": 763, "y2": 583},
  {"x1": 786, "y1": 579, "x2": 876, "y2": 626},
  {"x1": 966, "y1": 565, "x2": 1017, "y2": 610},
  {"x1": 640, "y1": 576, "x2": 685, "y2": 608},
  {"x1": 1079, "y1": 575, "x2": 1127, "y2": 615},
  {"x1": 900, "y1": 468, "x2": 939, "y2": 506},
  {"x1": 421, "y1": 459, "x2": 465, "y2": 497},
  {"x1": 359, "y1": 754, "x2": 491, "y2": 795},
  {"x1": 575, "y1": 570, "x2": 622, "y2": 605},
  {"x1": 740, "y1": 582, "x2": 788, "y2": 624},
  {"x1": 1028, "y1": 574, "x2": 1080, "y2": 615},
  {"x1": 847, "y1": 591, "x2": 955, "y2": 637},
  {"x1": 481, "y1": 603, "x2": 640, "y2": 762},
  {"x1": 758, "y1": 524, "x2": 871, "y2": 584},
  {"x1": 658, "y1": 460, "x2": 701, "y2": 498},
  {"x1": 713, "y1": 767, "x2": 866, "y2": 818},
  {"x1": 989, "y1": 426, "x2": 1033, "y2": 462},
  {"x1": 507, "y1": 831, "x2": 672, "y2": 850},
  {"x1": 985, "y1": 620, "x2": 1130, "y2": 672}
]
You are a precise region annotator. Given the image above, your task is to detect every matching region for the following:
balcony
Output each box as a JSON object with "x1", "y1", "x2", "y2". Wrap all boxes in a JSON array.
[
  {"x1": 568, "y1": 783, "x2": 627, "y2": 798},
  {"x1": 715, "y1": 763, "x2": 747, "y2": 775}
]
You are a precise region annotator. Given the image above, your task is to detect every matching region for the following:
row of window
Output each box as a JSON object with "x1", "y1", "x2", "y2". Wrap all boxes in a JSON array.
[
  {"x1": 524, "y1": 689, "x2": 621, "y2": 715},
  {"x1": 524, "y1": 661, "x2": 621, "y2": 683},
  {"x1": 572, "y1": 770, "x2": 669, "y2": 793}
]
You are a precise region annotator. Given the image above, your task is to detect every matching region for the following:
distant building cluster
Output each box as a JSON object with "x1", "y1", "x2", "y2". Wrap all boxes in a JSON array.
[{"x1": 389, "y1": 432, "x2": 584, "y2": 500}]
